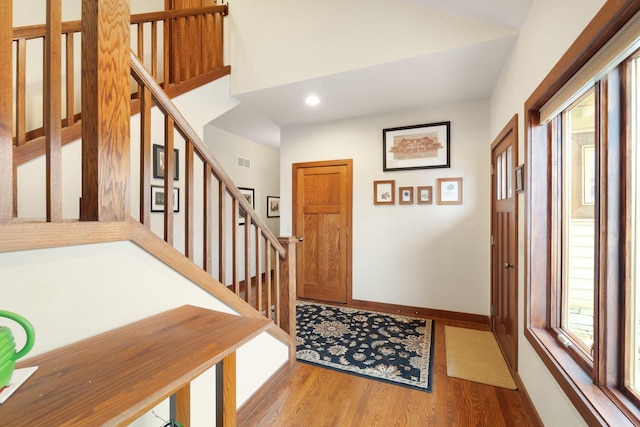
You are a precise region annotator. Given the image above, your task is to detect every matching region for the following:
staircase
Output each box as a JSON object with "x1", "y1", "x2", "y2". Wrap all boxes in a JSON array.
[{"x1": 0, "y1": 1, "x2": 295, "y2": 424}]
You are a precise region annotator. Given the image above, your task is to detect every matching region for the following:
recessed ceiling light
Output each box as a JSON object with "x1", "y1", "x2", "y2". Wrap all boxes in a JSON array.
[{"x1": 305, "y1": 95, "x2": 320, "y2": 106}]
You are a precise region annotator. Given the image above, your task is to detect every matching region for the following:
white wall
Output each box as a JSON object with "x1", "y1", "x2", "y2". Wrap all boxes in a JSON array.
[
  {"x1": 204, "y1": 124, "x2": 280, "y2": 237},
  {"x1": 489, "y1": 0, "x2": 606, "y2": 425},
  {"x1": 0, "y1": 241, "x2": 287, "y2": 425},
  {"x1": 280, "y1": 99, "x2": 491, "y2": 315}
]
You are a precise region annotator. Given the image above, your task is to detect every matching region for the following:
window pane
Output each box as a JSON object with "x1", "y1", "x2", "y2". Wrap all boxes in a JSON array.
[
  {"x1": 497, "y1": 152, "x2": 503, "y2": 200},
  {"x1": 630, "y1": 57, "x2": 640, "y2": 393},
  {"x1": 507, "y1": 146, "x2": 513, "y2": 198},
  {"x1": 561, "y1": 89, "x2": 596, "y2": 353},
  {"x1": 501, "y1": 150, "x2": 507, "y2": 199}
]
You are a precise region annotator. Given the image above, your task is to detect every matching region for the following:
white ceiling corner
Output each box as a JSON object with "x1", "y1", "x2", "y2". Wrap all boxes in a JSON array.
[{"x1": 209, "y1": 0, "x2": 533, "y2": 147}]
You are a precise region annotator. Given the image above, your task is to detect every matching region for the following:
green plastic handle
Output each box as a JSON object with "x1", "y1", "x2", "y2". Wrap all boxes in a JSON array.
[{"x1": 0, "y1": 310, "x2": 35, "y2": 360}]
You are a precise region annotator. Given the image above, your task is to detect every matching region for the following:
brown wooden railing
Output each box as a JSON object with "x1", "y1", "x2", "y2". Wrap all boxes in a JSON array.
[
  {"x1": 11, "y1": 6, "x2": 230, "y2": 169},
  {"x1": 130, "y1": 51, "x2": 295, "y2": 336},
  {"x1": 1, "y1": 1, "x2": 296, "y2": 343}
]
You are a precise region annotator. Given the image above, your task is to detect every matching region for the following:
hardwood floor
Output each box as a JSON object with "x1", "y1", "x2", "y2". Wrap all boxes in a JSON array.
[{"x1": 239, "y1": 318, "x2": 543, "y2": 426}]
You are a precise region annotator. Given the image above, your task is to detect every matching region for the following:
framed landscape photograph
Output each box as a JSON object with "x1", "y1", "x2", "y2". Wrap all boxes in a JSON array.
[
  {"x1": 153, "y1": 144, "x2": 179, "y2": 180},
  {"x1": 150, "y1": 185, "x2": 179, "y2": 212},
  {"x1": 436, "y1": 177, "x2": 463, "y2": 205},
  {"x1": 383, "y1": 121, "x2": 451, "y2": 171},
  {"x1": 373, "y1": 180, "x2": 395, "y2": 205},
  {"x1": 417, "y1": 186, "x2": 433, "y2": 205},
  {"x1": 267, "y1": 196, "x2": 280, "y2": 218},
  {"x1": 399, "y1": 187, "x2": 414, "y2": 205},
  {"x1": 238, "y1": 187, "x2": 255, "y2": 225}
]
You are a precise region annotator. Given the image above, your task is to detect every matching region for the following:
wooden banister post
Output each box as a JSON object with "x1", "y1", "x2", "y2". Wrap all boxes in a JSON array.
[
  {"x1": 278, "y1": 237, "x2": 298, "y2": 360},
  {"x1": 45, "y1": 0, "x2": 62, "y2": 222},
  {"x1": 0, "y1": 0, "x2": 12, "y2": 223},
  {"x1": 80, "y1": 0, "x2": 131, "y2": 221}
]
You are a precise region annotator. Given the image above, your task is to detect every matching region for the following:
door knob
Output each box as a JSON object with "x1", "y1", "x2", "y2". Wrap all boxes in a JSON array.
[
  {"x1": 504, "y1": 262, "x2": 513, "y2": 269},
  {"x1": 298, "y1": 237, "x2": 304, "y2": 242}
]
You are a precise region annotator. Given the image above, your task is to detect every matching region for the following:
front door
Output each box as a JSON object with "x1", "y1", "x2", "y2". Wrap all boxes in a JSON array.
[
  {"x1": 293, "y1": 159, "x2": 352, "y2": 304},
  {"x1": 491, "y1": 116, "x2": 518, "y2": 371}
]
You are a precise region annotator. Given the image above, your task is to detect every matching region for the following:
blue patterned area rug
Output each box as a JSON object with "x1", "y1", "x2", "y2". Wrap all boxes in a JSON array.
[{"x1": 296, "y1": 301, "x2": 435, "y2": 392}]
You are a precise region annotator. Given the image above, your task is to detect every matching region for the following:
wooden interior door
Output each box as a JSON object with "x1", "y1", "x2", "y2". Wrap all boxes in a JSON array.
[
  {"x1": 491, "y1": 116, "x2": 518, "y2": 371},
  {"x1": 293, "y1": 160, "x2": 352, "y2": 304}
]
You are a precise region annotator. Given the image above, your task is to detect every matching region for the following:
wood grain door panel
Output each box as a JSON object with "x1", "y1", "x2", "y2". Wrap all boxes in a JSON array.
[
  {"x1": 491, "y1": 116, "x2": 518, "y2": 371},
  {"x1": 293, "y1": 160, "x2": 352, "y2": 304}
]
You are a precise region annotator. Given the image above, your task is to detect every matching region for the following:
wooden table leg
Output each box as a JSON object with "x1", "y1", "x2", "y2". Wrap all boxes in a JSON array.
[
  {"x1": 174, "y1": 383, "x2": 191, "y2": 427},
  {"x1": 216, "y1": 351, "x2": 236, "y2": 427}
]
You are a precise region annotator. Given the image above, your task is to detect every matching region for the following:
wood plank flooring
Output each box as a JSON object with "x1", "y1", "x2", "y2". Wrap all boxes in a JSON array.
[{"x1": 239, "y1": 318, "x2": 542, "y2": 426}]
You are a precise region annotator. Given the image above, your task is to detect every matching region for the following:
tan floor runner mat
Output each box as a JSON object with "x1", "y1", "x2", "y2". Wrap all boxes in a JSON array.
[{"x1": 445, "y1": 326, "x2": 516, "y2": 390}]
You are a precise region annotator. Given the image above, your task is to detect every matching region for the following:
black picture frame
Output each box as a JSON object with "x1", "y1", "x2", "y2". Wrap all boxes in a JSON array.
[
  {"x1": 238, "y1": 187, "x2": 255, "y2": 225},
  {"x1": 153, "y1": 144, "x2": 179, "y2": 180},
  {"x1": 266, "y1": 196, "x2": 280, "y2": 218},
  {"x1": 383, "y1": 121, "x2": 451, "y2": 171},
  {"x1": 150, "y1": 185, "x2": 179, "y2": 212}
]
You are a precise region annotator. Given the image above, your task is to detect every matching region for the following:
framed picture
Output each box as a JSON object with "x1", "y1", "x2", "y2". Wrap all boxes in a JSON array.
[
  {"x1": 417, "y1": 186, "x2": 433, "y2": 205},
  {"x1": 238, "y1": 187, "x2": 255, "y2": 225},
  {"x1": 153, "y1": 144, "x2": 179, "y2": 180},
  {"x1": 383, "y1": 121, "x2": 451, "y2": 171},
  {"x1": 150, "y1": 185, "x2": 179, "y2": 212},
  {"x1": 436, "y1": 177, "x2": 463, "y2": 205},
  {"x1": 399, "y1": 187, "x2": 414, "y2": 205},
  {"x1": 267, "y1": 196, "x2": 280, "y2": 218},
  {"x1": 373, "y1": 180, "x2": 395, "y2": 205},
  {"x1": 515, "y1": 164, "x2": 525, "y2": 193}
]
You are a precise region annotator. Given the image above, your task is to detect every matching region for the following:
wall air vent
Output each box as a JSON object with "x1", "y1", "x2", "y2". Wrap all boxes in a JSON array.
[{"x1": 237, "y1": 156, "x2": 251, "y2": 169}]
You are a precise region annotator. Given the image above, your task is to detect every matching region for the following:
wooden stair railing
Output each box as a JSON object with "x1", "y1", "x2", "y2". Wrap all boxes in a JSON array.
[
  {"x1": 2, "y1": 0, "x2": 296, "y2": 342},
  {"x1": 11, "y1": 6, "x2": 230, "y2": 170},
  {"x1": 129, "y1": 52, "x2": 295, "y2": 340}
]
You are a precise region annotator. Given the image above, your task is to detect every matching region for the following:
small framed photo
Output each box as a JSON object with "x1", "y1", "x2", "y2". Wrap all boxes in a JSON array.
[
  {"x1": 436, "y1": 177, "x2": 463, "y2": 205},
  {"x1": 515, "y1": 164, "x2": 525, "y2": 193},
  {"x1": 238, "y1": 187, "x2": 255, "y2": 225},
  {"x1": 267, "y1": 196, "x2": 280, "y2": 218},
  {"x1": 383, "y1": 121, "x2": 451, "y2": 171},
  {"x1": 151, "y1": 185, "x2": 179, "y2": 212},
  {"x1": 374, "y1": 180, "x2": 395, "y2": 205},
  {"x1": 417, "y1": 186, "x2": 433, "y2": 205},
  {"x1": 399, "y1": 187, "x2": 414, "y2": 205},
  {"x1": 153, "y1": 144, "x2": 179, "y2": 180}
]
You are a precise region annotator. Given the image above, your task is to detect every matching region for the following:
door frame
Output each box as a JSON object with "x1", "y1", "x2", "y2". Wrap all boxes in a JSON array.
[
  {"x1": 292, "y1": 159, "x2": 353, "y2": 304},
  {"x1": 490, "y1": 115, "x2": 519, "y2": 371}
]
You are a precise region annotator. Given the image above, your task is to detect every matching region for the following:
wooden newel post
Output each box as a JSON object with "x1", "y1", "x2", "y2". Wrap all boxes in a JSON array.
[
  {"x1": 0, "y1": 1, "x2": 12, "y2": 223},
  {"x1": 278, "y1": 237, "x2": 298, "y2": 355},
  {"x1": 80, "y1": 0, "x2": 131, "y2": 221}
]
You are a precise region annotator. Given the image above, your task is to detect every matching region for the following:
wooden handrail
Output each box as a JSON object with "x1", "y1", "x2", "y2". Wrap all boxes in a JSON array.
[
  {"x1": 12, "y1": 21, "x2": 82, "y2": 40},
  {"x1": 129, "y1": 51, "x2": 285, "y2": 258},
  {"x1": 11, "y1": 6, "x2": 227, "y2": 40},
  {"x1": 130, "y1": 5, "x2": 228, "y2": 24},
  {"x1": 5, "y1": 1, "x2": 295, "y2": 339},
  {"x1": 129, "y1": 51, "x2": 295, "y2": 337}
]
